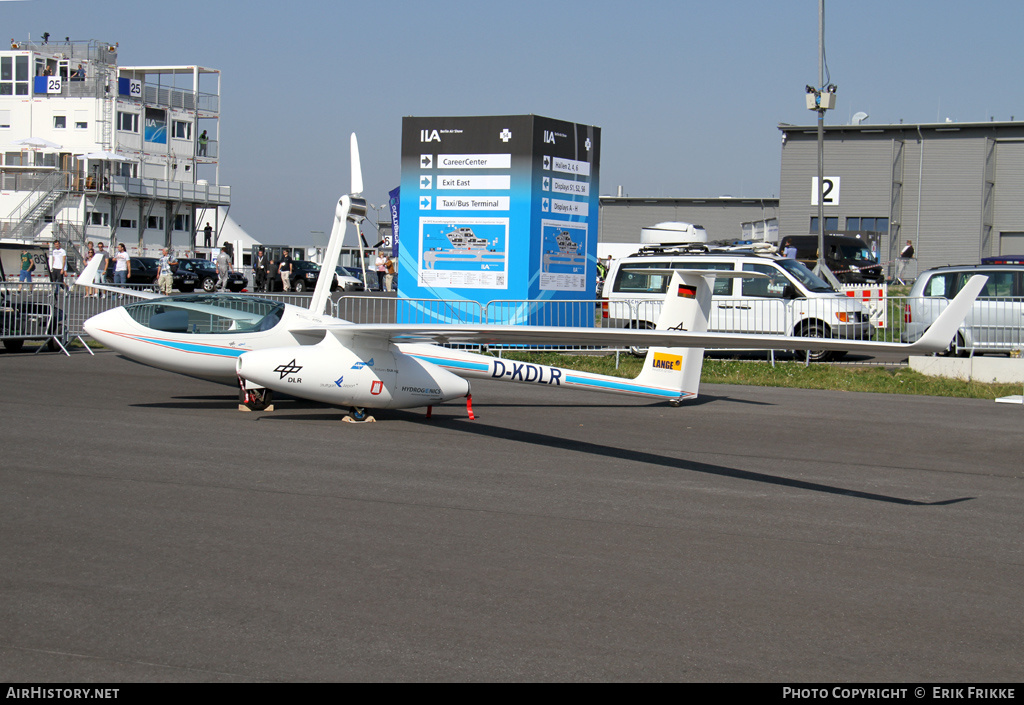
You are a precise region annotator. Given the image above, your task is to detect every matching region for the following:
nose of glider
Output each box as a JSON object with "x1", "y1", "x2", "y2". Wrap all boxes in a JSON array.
[{"x1": 83, "y1": 306, "x2": 128, "y2": 348}]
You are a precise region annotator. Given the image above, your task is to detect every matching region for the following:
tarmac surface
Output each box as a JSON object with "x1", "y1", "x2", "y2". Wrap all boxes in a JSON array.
[{"x1": 1, "y1": 348, "x2": 1022, "y2": 682}]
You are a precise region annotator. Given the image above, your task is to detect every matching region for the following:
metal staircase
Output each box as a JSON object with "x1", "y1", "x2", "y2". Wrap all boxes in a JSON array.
[{"x1": 3, "y1": 171, "x2": 71, "y2": 242}]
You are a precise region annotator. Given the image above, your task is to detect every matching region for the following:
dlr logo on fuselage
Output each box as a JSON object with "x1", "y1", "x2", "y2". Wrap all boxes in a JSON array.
[
  {"x1": 491, "y1": 360, "x2": 562, "y2": 385},
  {"x1": 421, "y1": 129, "x2": 440, "y2": 142}
]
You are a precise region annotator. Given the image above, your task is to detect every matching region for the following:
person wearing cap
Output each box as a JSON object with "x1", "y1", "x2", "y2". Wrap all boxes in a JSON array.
[{"x1": 156, "y1": 248, "x2": 177, "y2": 296}]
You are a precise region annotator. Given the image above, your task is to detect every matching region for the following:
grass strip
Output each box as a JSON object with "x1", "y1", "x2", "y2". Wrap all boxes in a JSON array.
[{"x1": 497, "y1": 351, "x2": 1023, "y2": 400}]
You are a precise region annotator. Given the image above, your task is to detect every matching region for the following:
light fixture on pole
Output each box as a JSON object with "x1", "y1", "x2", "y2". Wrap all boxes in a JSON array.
[{"x1": 805, "y1": 0, "x2": 841, "y2": 289}]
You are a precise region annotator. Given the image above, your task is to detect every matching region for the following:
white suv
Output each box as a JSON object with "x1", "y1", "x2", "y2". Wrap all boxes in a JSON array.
[{"x1": 602, "y1": 247, "x2": 874, "y2": 361}]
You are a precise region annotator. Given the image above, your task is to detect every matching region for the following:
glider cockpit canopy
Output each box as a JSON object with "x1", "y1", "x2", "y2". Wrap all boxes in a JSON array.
[{"x1": 124, "y1": 294, "x2": 285, "y2": 334}]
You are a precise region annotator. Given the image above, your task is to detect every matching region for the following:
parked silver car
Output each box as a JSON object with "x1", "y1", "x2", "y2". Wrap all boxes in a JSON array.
[{"x1": 901, "y1": 264, "x2": 1022, "y2": 355}]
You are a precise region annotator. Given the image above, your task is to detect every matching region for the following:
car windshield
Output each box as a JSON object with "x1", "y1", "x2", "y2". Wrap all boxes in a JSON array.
[
  {"x1": 835, "y1": 244, "x2": 873, "y2": 261},
  {"x1": 776, "y1": 258, "x2": 834, "y2": 292},
  {"x1": 124, "y1": 295, "x2": 285, "y2": 334}
]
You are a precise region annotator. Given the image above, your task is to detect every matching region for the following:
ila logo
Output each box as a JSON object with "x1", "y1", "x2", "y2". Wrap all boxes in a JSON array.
[
  {"x1": 543, "y1": 130, "x2": 556, "y2": 144},
  {"x1": 420, "y1": 129, "x2": 440, "y2": 143}
]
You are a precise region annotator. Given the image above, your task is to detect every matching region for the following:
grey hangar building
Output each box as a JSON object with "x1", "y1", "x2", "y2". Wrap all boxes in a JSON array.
[{"x1": 598, "y1": 120, "x2": 1024, "y2": 280}]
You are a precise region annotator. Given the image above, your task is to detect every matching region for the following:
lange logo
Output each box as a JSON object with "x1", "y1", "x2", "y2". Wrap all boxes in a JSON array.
[
  {"x1": 351, "y1": 358, "x2": 374, "y2": 370},
  {"x1": 274, "y1": 359, "x2": 303, "y2": 380},
  {"x1": 652, "y1": 353, "x2": 682, "y2": 371},
  {"x1": 334, "y1": 375, "x2": 344, "y2": 387}
]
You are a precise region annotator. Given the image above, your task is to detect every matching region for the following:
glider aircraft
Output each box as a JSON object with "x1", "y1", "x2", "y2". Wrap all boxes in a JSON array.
[{"x1": 80, "y1": 134, "x2": 987, "y2": 421}]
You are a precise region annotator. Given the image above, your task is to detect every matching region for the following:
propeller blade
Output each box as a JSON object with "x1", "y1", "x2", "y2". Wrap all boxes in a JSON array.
[
  {"x1": 308, "y1": 196, "x2": 352, "y2": 317},
  {"x1": 350, "y1": 132, "x2": 363, "y2": 196}
]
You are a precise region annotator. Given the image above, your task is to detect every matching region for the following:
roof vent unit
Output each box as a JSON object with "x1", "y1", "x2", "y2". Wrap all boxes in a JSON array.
[{"x1": 639, "y1": 221, "x2": 708, "y2": 245}]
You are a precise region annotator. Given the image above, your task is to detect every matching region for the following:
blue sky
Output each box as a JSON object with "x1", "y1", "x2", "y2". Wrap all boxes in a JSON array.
[{"x1": 6, "y1": 0, "x2": 1024, "y2": 243}]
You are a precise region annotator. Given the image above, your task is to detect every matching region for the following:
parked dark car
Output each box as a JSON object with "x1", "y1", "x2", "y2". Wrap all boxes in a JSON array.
[
  {"x1": 786, "y1": 234, "x2": 885, "y2": 284},
  {"x1": 102, "y1": 256, "x2": 198, "y2": 292},
  {"x1": 270, "y1": 260, "x2": 337, "y2": 293},
  {"x1": 106, "y1": 256, "x2": 157, "y2": 286},
  {"x1": 175, "y1": 257, "x2": 247, "y2": 293}
]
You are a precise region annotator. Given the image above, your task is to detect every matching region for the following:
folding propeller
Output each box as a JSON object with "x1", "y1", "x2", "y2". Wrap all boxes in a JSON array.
[{"x1": 310, "y1": 133, "x2": 368, "y2": 316}]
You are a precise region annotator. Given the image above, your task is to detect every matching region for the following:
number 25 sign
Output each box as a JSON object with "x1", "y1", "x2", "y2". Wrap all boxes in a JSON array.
[{"x1": 811, "y1": 177, "x2": 841, "y2": 206}]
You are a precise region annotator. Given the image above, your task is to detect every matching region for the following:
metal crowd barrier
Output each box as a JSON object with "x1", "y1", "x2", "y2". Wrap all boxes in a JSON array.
[
  {"x1": 0, "y1": 282, "x2": 76, "y2": 354},
  {"x1": 334, "y1": 296, "x2": 484, "y2": 325},
  {"x1": 12, "y1": 284, "x2": 1024, "y2": 365}
]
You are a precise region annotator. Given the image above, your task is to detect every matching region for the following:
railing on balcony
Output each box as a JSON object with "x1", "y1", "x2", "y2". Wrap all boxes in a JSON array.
[
  {"x1": 107, "y1": 176, "x2": 230, "y2": 205},
  {"x1": 139, "y1": 85, "x2": 220, "y2": 113}
]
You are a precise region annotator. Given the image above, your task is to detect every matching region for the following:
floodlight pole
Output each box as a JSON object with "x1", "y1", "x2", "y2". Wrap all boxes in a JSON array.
[{"x1": 817, "y1": 0, "x2": 825, "y2": 274}]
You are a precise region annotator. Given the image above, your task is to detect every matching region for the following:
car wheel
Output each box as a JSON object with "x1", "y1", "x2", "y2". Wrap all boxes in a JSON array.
[
  {"x1": 202, "y1": 277, "x2": 216, "y2": 293},
  {"x1": 794, "y1": 322, "x2": 836, "y2": 362},
  {"x1": 941, "y1": 332, "x2": 969, "y2": 358},
  {"x1": 292, "y1": 279, "x2": 307, "y2": 293},
  {"x1": 626, "y1": 320, "x2": 654, "y2": 357}
]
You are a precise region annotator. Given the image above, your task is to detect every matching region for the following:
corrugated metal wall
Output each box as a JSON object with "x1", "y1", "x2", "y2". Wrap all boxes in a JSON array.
[
  {"x1": 780, "y1": 123, "x2": 1024, "y2": 275},
  {"x1": 908, "y1": 134, "x2": 985, "y2": 268},
  {"x1": 994, "y1": 140, "x2": 1024, "y2": 254}
]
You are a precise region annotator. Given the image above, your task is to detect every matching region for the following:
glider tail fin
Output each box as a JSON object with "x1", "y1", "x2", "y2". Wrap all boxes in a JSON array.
[{"x1": 632, "y1": 271, "x2": 713, "y2": 402}]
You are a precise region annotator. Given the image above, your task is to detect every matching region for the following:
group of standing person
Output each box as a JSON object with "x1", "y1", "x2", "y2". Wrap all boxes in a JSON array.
[
  {"x1": 252, "y1": 247, "x2": 295, "y2": 293},
  {"x1": 24, "y1": 240, "x2": 399, "y2": 298},
  {"x1": 374, "y1": 251, "x2": 396, "y2": 291},
  {"x1": 29, "y1": 239, "x2": 131, "y2": 298}
]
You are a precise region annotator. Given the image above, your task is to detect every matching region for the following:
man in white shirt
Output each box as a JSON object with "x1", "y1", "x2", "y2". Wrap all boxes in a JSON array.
[{"x1": 48, "y1": 240, "x2": 66, "y2": 297}]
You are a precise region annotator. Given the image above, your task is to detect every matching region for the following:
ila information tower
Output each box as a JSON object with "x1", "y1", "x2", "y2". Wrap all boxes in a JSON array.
[{"x1": 398, "y1": 115, "x2": 601, "y2": 325}]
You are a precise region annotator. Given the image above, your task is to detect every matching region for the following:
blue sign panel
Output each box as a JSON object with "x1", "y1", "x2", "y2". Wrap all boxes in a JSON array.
[
  {"x1": 144, "y1": 107, "x2": 166, "y2": 144},
  {"x1": 388, "y1": 186, "x2": 400, "y2": 257},
  {"x1": 118, "y1": 77, "x2": 142, "y2": 98},
  {"x1": 398, "y1": 115, "x2": 600, "y2": 325}
]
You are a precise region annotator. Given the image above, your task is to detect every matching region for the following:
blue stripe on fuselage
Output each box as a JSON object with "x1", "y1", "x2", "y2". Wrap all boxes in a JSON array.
[
  {"x1": 564, "y1": 374, "x2": 691, "y2": 398},
  {"x1": 121, "y1": 333, "x2": 248, "y2": 358},
  {"x1": 408, "y1": 353, "x2": 491, "y2": 372}
]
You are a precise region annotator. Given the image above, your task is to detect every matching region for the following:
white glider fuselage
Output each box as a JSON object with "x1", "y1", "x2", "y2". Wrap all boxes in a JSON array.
[{"x1": 85, "y1": 295, "x2": 697, "y2": 408}]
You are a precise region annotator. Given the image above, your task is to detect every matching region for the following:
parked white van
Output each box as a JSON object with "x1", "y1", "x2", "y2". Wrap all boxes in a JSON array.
[{"x1": 602, "y1": 246, "x2": 874, "y2": 361}]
